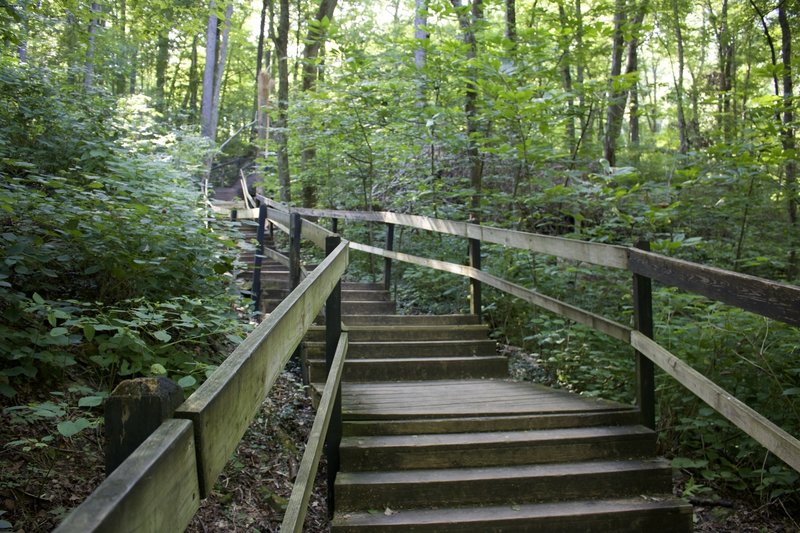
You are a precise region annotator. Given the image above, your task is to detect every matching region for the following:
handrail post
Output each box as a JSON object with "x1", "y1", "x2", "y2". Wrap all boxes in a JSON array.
[
  {"x1": 252, "y1": 202, "x2": 267, "y2": 315},
  {"x1": 384, "y1": 223, "x2": 394, "y2": 291},
  {"x1": 633, "y1": 240, "x2": 655, "y2": 429},
  {"x1": 331, "y1": 217, "x2": 338, "y2": 234},
  {"x1": 289, "y1": 212, "x2": 302, "y2": 289},
  {"x1": 468, "y1": 235, "x2": 482, "y2": 320},
  {"x1": 324, "y1": 235, "x2": 342, "y2": 516}
]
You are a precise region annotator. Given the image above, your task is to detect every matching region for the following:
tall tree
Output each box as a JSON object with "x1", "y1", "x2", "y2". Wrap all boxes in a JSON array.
[
  {"x1": 558, "y1": 2, "x2": 575, "y2": 156},
  {"x1": 84, "y1": 2, "x2": 100, "y2": 91},
  {"x1": 200, "y1": 1, "x2": 233, "y2": 141},
  {"x1": 209, "y1": 2, "x2": 233, "y2": 139},
  {"x1": 201, "y1": 0, "x2": 219, "y2": 138},
  {"x1": 603, "y1": 0, "x2": 626, "y2": 166},
  {"x1": 778, "y1": 1, "x2": 797, "y2": 276},
  {"x1": 414, "y1": 0, "x2": 428, "y2": 106},
  {"x1": 671, "y1": 0, "x2": 688, "y2": 154},
  {"x1": 451, "y1": 0, "x2": 484, "y2": 221},
  {"x1": 273, "y1": 0, "x2": 291, "y2": 203},
  {"x1": 300, "y1": 0, "x2": 338, "y2": 207}
]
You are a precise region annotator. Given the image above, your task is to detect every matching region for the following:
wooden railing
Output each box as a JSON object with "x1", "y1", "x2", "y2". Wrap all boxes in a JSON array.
[
  {"x1": 252, "y1": 198, "x2": 800, "y2": 475},
  {"x1": 56, "y1": 208, "x2": 349, "y2": 532},
  {"x1": 58, "y1": 197, "x2": 800, "y2": 533}
]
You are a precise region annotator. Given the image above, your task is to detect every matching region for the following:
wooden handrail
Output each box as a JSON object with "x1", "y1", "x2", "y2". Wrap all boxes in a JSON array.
[
  {"x1": 631, "y1": 332, "x2": 800, "y2": 472},
  {"x1": 350, "y1": 241, "x2": 631, "y2": 342},
  {"x1": 175, "y1": 240, "x2": 348, "y2": 495},
  {"x1": 281, "y1": 332, "x2": 348, "y2": 533},
  {"x1": 237, "y1": 200, "x2": 800, "y2": 474},
  {"x1": 628, "y1": 248, "x2": 800, "y2": 327}
]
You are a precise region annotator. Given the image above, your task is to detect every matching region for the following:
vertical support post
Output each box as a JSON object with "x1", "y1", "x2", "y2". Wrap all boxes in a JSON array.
[
  {"x1": 331, "y1": 217, "x2": 339, "y2": 235},
  {"x1": 104, "y1": 377, "x2": 183, "y2": 475},
  {"x1": 384, "y1": 223, "x2": 395, "y2": 291},
  {"x1": 289, "y1": 212, "x2": 302, "y2": 289},
  {"x1": 324, "y1": 235, "x2": 342, "y2": 516},
  {"x1": 633, "y1": 240, "x2": 656, "y2": 429},
  {"x1": 468, "y1": 236, "x2": 482, "y2": 320},
  {"x1": 252, "y1": 203, "x2": 267, "y2": 315}
]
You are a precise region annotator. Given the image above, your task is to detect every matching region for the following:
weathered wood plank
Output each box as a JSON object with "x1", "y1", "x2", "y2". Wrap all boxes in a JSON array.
[
  {"x1": 349, "y1": 242, "x2": 631, "y2": 342},
  {"x1": 268, "y1": 205, "x2": 292, "y2": 229},
  {"x1": 293, "y1": 208, "x2": 628, "y2": 269},
  {"x1": 628, "y1": 248, "x2": 800, "y2": 327},
  {"x1": 261, "y1": 247, "x2": 290, "y2": 267},
  {"x1": 55, "y1": 419, "x2": 199, "y2": 533},
  {"x1": 630, "y1": 331, "x2": 800, "y2": 473},
  {"x1": 281, "y1": 333, "x2": 348, "y2": 533},
  {"x1": 175, "y1": 242, "x2": 349, "y2": 496},
  {"x1": 300, "y1": 217, "x2": 334, "y2": 249}
]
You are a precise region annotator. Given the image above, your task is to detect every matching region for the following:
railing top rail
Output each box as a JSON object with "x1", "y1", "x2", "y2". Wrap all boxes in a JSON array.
[
  {"x1": 175, "y1": 239, "x2": 348, "y2": 495},
  {"x1": 244, "y1": 200, "x2": 799, "y2": 328}
]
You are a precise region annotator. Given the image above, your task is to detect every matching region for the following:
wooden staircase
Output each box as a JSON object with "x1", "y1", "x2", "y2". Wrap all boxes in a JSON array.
[
  {"x1": 304, "y1": 284, "x2": 693, "y2": 532},
  {"x1": 238, "y1": 228, "x2": 693, "y2": 531}
]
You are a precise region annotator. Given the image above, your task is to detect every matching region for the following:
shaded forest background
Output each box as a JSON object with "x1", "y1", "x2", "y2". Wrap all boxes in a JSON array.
[{"x1": 1, "y1": 0, "x2": 798, "y2": 530}]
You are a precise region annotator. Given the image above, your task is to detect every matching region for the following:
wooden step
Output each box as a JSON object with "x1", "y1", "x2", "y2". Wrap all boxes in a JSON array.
[
  {"x1": 342, "y1": 410, "x2": 642, "y2": 436},
  {"x1": 339, "y1": 425, "x2": 656, "y2": 471},
  {"x1": 336, "y1": 458, "x2": 675, "y2": 511},
  {"x1": 304, "y1": 339, "x2": 497, "y2": 358},
  {"x1": 342, "y1": 282, "x2": 385, "y2": 291},
  {"x1": 338, "y1": 301, "x2": 397, "y2": 315},
  {"x1": 341, "y1": 289, "x2": 391, "y2": 301},
  {"x1": 306, "y1": 356, "x2": 508, "y2": 382},
  {"x1": 331, "y1": 497, "x2": 693, "y2": 532},
  {"x1": 342, "y1": 314, "x2": 480, "y2": 326},
  {"x1": 305, "y1": 324, "x2": 490, "y2": 342}
]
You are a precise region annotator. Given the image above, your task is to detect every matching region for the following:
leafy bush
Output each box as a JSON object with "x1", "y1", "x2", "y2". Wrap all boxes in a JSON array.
[{"x1": 0, "y1": 65, "x2": 246, "y2": 400}]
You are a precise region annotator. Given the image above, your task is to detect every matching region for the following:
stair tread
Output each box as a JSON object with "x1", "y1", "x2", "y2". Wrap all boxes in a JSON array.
[
  {"x1": 308, "y1": 356, "x2": 507, "y2": 363},
  {"x1": 340, "y1": 424, "x2": 654, "y2": 449},
  {"x1": 333, "y1": 497, "x2": 692, "y2": 528},
  {"x1": 337, "y1": 458, "x2": 671, "y2": 484}
]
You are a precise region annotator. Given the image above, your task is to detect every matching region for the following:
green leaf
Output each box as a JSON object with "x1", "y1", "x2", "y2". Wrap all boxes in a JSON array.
[
  {"x1": 152, "y1": 330, "x2": 172, "y2": 342},
  {"x1": 177, "y1": 375, "x2": 197, "y2": 388},
  {"x1": 782, "y1": 387, "x2": 800, "y2": 396},
  {"x1": 83, "y1": 324, "x2": 96, "y2": 342},
  {"x1": 78, "y1": 396, "x2": 104, "y2": 408},
  {"x1": 49, "y1": 327, "x2": 68, "y2": 337},
  {"x1": 57, "y1": 418, "x2": 92, "y2": 438},
  {"x1": 32, "y1": 292, "x2": 45, "y2": 304},
  {"x1": 150, "y1": 363, "x2": 167, "y2": 375}
]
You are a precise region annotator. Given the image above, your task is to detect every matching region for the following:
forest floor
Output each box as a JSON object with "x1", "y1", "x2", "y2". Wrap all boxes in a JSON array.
[{"x1": 1, "y1": 345, "x2": 798, "y2": 532}]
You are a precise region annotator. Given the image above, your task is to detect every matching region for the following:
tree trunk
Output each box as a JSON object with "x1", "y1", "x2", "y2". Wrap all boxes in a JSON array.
[
  {"x1": 187, "y1": 34, "x2": 199, "y2": 120},
  {"x1": 717, "y1": 0, "x2": 734, "y2": 141},
  {"x1": 574, "y1": 0, "x2": 588, "y2": 150},
  {"x1": 253, "y1": 0, "x2": 268, "y2": 136},
  {"x1": 155, "y1": 33, "x2": 170, "y2": 111},
  {"x1": 300, "y1": 0, "x2": 339, "y2": 208},
  {"x1": 627, "y1": 2, "x2": 648, "y2": 155},
  {"x1": 672, "y1": 0, "x2": 687, "y2": 153},
  {"x1": 201, "y1": 0, "x2": 219, "y2": 138},
  {"x1": 451, "y1": 0, "x2": 484, "y2": 221},
  {"x1": 210, "y1": 2, "x2": 233, "y2": 140},
  {"x1": 84, "y1": 2, "x2": 100, "y2": 91},
  {"x1": 558, "y1": 2, "x2": 575, "y2": 156},
  {"x1": 414, "y1": 0, "x2": 428, "y2": 106},
  {"x1": 778, "y1": 2, "x2": 797, "y2": 277},
  {"x1": 113, "y1": 0, "x2": 126, "y2": 94},
  {"x1": 505, "y1": 0, "x2": 516, "y2": 44},
  {"x1": 603, "y1": 0, "x2": 626, "y2": 166},
  {"x1": 274, "y1": 0, "x2": 291, "y2": 203}
]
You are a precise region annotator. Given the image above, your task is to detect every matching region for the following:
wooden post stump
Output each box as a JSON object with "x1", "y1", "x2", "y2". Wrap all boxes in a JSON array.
[{"x1": 104, "y1": 377, "x2": 184, "y2": 475}]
